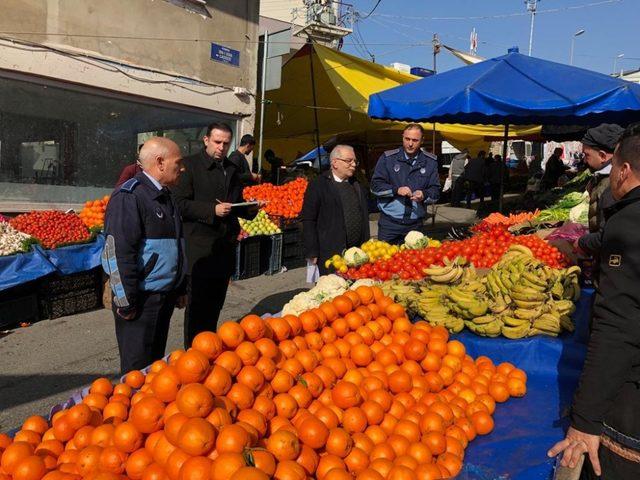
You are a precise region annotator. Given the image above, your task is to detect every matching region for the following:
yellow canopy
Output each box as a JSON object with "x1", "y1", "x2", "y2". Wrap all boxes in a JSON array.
[{"x1": 262, "y1": 44, "x2": 541, "y2": 163}]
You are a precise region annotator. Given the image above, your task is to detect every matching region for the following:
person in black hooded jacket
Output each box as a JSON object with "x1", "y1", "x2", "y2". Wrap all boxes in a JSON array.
[
  {"x1": 549, "y1": 123, "x2": 640, "y2": 479},
  {"x1": 302, "y1": 145, "x2": 370, "y2": 275}
]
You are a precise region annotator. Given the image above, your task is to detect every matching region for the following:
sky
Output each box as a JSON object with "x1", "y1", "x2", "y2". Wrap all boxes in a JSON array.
[{"x1": 341, "y1": 0, "x2": 639, "y2": 75}]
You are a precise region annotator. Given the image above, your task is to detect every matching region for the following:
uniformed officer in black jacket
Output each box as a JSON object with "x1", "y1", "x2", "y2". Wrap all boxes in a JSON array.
[
  {"x1": 173, "y1": 123, "x2": 258, "y2": 347},
  {"x1": 102, "y1": 137, "x2": 187, "y2": 374},
  {"x1": 549, "y1": 123, "x2": 640, "y2": 479}
]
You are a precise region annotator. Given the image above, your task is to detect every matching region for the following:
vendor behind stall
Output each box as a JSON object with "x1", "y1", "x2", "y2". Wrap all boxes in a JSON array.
[
  {"x1": 541, "y1": 147, "x2": 568, "y2": 189},
  {"x1": 549, "y1": 123, "x2": 640, "y2": 479},
  {"x1": 576, "y1": 124, "x2": 624, "y2": 258}
]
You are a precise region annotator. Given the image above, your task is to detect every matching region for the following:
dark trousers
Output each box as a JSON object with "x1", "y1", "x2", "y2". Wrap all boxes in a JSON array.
[
  {"x1": 377, "y1": 214, "x2": 423, "y2": 245},
  {"x1": 450, "y1": 176, "x2": 464, "y2": 207},
  {"x1": 580, "y1": 444, "x2": 640, "y2": 479},
  {"x1": 184, "y1": 275, "x2": 230, "y2": 348},
  {"x1": 466, "y1": 181, "x2": 485, "y2": 208},
  {"x1": 113, "y1": 291, "x2": 177, "y2": 375},
  {"x1": 490, "y1": 183, "x2": 501, "y2": 204}
]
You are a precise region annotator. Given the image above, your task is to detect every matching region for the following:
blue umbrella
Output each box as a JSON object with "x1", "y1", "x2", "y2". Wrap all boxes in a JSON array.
[
  {"x1": 368, "y1": 50, "x2": 640, "y2": 125},
  {"x1": 368, "y1": 50, "x2": 640, "y2": 210}
]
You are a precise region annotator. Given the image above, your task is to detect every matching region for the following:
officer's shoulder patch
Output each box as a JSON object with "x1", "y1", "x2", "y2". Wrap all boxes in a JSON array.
[
  {"x1": 384, "y1": 148, "x2": 400, "y2": 157},
  {"x1": 119, "y1": 178, "x2": 140, "y2": 193},
  {"x1": 421, "y1": 149, "x2": 438, "y2": 161}
]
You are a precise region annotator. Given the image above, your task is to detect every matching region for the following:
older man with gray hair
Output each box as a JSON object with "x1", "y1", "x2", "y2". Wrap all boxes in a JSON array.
[
  {"x1": 302, "y1": 144, "x2": 370, "y2": 274},
  {"x1": 103, "y1": 137, "x2": 187, "y2": 374}
]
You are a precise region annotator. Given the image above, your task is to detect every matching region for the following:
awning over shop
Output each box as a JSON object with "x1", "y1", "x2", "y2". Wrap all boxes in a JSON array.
[{"x1": 261, "y1": 44, "x2": 540, "y2": 161}]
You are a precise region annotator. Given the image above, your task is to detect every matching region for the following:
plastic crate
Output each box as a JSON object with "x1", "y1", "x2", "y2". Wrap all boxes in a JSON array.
[
  {"x1": 233, "y1": 237, "x2": 270, "y2": 280},
  {"x1": 282, "y1": 223, "x2": 303, "y2": 245},
  {"x1": 281, "y1": 240, "x2": 306, "y2": 270},
  {"x1": 39, "y1": 288, "x2": 101, "y2": 320},
  {"x1": 266, "y1": 234, "x2": 283, "y2": 275},
  {"x1": 0, "y1": 292, "x2": 40, "y2": 328},
  {"x1": 282, "y1": 241, "x2": 304, "y2": 259},
  {"x1": 38, "y1": 268, "x2": 103, "y2": 319},
  {"x1": 38, "y1": 269, "x2": 100, "y2": 296}
]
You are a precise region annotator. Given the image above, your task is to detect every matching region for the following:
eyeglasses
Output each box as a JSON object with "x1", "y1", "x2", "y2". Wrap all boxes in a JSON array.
[{"x1": 335, "y1": 157, "x2": 359, "y2": 166}]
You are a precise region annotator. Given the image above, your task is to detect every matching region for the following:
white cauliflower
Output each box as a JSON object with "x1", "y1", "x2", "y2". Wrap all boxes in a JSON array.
[
  {"x1": 0, "y1": 222, "x2": 32, "y2": 256},
  {"x1": 281, "y1": 274, "x2": 349, "y2": 315},
  {"x1": 404, "y1": 230, "x2": 430, "y2": 249},
  {"x1": 350, "y1": 279, "x2": 378, "y2": 289}
]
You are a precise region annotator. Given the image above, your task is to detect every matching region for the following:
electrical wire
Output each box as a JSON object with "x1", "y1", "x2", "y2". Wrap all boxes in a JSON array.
[
  {"x1": 365, "y1": 0, "x2": 621, "y2": 21},
  {"x1": 358, "y1": 0, "x2": 383, "y2": 20},
  {"x1": 0, "y1": 36, "x2": 248, "y2": 96}
]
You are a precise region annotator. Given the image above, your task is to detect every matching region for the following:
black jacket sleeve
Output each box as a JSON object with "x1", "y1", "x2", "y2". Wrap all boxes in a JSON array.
[
  {"x1": 571, "y1": 225, "x2": 640, "y2": 434},
  {"x1": 173, "y1": 162, "x2": 216, "y2": 225},
  {"x1": 302, "y1": 180, "x2": 321, "y2": 258},
  {"x1": 571, "y1": 307, "x2": 640, "y2": 434},
  {"x1": 578, "y1": 231, "x2": 602, "y2": 255},
  {"x1": 103, "y1": 193, "x2": 143, "y2": 310}
]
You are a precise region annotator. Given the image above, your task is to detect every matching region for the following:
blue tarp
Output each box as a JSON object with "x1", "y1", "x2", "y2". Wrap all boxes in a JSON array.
[
  {"x1": 368, "y1": 51, "x2": 640, "y2": 125},
  {"x1": 0, "y1": 236, "x2": 105, "y2": 291},
  {"x1": 0, "y1": 248, "x2": 57, "y2": 291},
  {"x1": 453, "y1": 289, "x2": 592, "y2": 479},
  {"x1": 42, "y1": 235, "x2": 105, "y2": 276}
]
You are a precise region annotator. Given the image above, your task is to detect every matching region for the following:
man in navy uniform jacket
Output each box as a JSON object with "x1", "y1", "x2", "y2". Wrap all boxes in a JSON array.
[
  {"x1": 102, "y1": 137, "x2": 187, "y2": 374},
  {"x1": 371, "y1": 124, "x2": 440, "y2": 244}
]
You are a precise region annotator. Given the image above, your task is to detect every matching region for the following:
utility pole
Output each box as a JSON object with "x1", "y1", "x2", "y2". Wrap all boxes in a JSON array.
[
  {"x1": 526, "y1": 0, "x2": 538, "y2": 56},
  {"x1": 431, "y1": 34, "x2": 441, "y2": 153}
]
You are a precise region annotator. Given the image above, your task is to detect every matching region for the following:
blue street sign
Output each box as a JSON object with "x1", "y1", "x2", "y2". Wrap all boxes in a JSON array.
[{"x1": 210, "y1": 43, "x2": 240, "y2": 67}]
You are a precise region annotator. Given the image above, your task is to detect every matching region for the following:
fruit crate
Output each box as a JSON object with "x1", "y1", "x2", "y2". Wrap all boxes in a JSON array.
[
  {"x1": 266, "y1": 234, "x2": 283, "y2": 275},
  {"x1": 38, "y1": 268, "x2": 101, "y2": 297},
  {"x1": 38, "y1": 268, "x2": 103, "y2": 320},
  {"x1": 281, "y1": 241, "x2": 306, "y2": 270},
  {"x1": 233, "y1": 237, "x2": 270, "y2": 280},
  {"x1": 282, "y1": 223, "x2": 303, "y2": 245}
]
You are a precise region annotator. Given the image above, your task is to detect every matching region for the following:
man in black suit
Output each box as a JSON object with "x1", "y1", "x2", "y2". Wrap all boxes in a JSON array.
[
  {"x1": 302, "y1": 145, "x2": 370, "y2": 275},
  {"x1": 173, "y1": 123, "x2": 257, "y2": 346}
]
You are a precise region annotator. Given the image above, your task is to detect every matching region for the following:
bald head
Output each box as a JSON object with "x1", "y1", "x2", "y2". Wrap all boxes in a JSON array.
[
  {"x1": 139, "y1": 137, "x2": 177, "y2": 168},
  {"x1": 138, "y1": 137, "x2": 184, "y2": 187}
]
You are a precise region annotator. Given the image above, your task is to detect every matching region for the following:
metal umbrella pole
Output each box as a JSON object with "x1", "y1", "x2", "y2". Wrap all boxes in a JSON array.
[{"x1": 499, "y1": 124, "x2": 509, "y2": 213}]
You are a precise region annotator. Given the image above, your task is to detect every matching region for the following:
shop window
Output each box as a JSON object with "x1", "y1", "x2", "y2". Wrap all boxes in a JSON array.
[{"x1": 0, "y1": 75, "x2": 235, "y2": 208}]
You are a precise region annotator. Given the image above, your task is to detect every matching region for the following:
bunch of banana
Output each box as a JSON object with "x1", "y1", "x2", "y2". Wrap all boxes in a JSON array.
[
  {"x1": 423, "y1": 257, "x2": 467, "y2": 284},
  {"x1": 383, "y1": 282, "x2": 420, "y2": 310},
  {"x1": 445, "y1": 287, "x2": 489, "y2": 319},
  {"x1": 464, "y1": 315, "x2": 503, "y2": 337},
  {"x1": 382, "y1": 245, "x2": 582, "y2": 340},
  {"x1": 413, "y1": 292, "x2": 465, "y2": 333}
]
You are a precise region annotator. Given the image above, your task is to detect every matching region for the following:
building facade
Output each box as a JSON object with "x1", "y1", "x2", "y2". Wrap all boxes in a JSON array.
[{"x1": 0, "y1": 0, "x2": 259, "y2": 211}]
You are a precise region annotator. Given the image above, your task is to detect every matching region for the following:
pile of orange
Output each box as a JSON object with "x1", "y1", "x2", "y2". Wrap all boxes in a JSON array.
[
  {"x1": 242, "y1": 178, "x2": 308, "y2": 219},
  {"x1": 0, "y1": 286, "x2": 527, "y2": 480},
  {"x1": 79, "y1": 196, "x2": 110, "y2": 229}
]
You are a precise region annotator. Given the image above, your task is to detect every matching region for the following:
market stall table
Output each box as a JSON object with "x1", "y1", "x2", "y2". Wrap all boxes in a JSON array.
[
  {"x1": 451, "y1": 289, "x2": 591, "y2": 479},
  {"x1": 39, "y1": 288, "x2": 594, "y2": 480}
]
